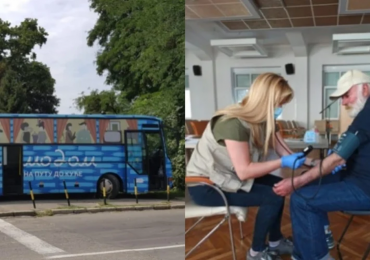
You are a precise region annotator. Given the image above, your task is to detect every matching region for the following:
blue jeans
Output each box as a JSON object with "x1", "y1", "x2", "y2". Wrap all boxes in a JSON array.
[
  {"x1": 188, "y1": 174, "x2": 285, "y2": 251},
  {"x1": 304, "y1": 172, "x2": 342, "y2": 227},
  {"x1": 291, "y1": 175, "x2": 370, "y2": 260}
]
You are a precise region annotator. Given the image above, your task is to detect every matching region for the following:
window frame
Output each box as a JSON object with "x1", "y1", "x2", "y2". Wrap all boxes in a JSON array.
[
  {"x1": 109, "y1": 121, "x2": 121, "y2": 131},
  {"x1": 232, "y1": 67, "x2": 281, "y2": 104},
  {"x1": 322, "y1": 85, "x2": 340, "y2": 120},
  {"x1": 185, "y1": 73, "x2": 191, "y2": 119}
]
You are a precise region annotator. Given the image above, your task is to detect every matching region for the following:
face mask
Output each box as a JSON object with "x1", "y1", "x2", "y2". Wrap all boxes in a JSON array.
[{"x1": 274, "y1": 107, "x2": 282, "y2": 119}]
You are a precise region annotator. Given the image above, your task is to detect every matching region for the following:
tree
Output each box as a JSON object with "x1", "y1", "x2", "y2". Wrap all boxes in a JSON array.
[
  {"x1": 87, "y1": 0, "x2": 185, "y2": 128},
  {"x1": 80, "y1": 0, "x2": 185, "y2": 189},
  {"x1": 129, "y1": 88, "x2": 181, "y2": 156},
  {"x1": 75, "y1": 89, "x2": 130, "y2": 114},
  {"x1": 0, "y1": 18, "x2": 60, "y2": 113}
]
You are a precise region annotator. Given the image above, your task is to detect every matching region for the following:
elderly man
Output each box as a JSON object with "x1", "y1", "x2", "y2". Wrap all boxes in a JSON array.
[{"x1": 273, "y1": 70, "x2": 370, "y2": 260}]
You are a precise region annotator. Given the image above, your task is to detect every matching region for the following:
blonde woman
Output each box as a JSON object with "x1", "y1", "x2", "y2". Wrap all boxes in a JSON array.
[{"x1": 187, "y1": 73, "x2": 307, "y2": 260}]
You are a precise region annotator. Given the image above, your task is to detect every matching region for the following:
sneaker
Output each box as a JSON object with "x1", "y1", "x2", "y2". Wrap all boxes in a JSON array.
[
  {"x1": 326, "y1": 231, "x2": 335, "y2": 249},
  {"x1": 268, "y1": 237, "x2": 294, "y2": 255},
  {"x1": 247, "y1": 248, "x2": 282, "y2": 260}
]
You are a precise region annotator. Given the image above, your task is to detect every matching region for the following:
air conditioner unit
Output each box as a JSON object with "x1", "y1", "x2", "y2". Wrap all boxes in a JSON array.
[
  {"x1": 332, "y1": 33, "x2": 370, "y2": 55},
  {"x1": 210, "y1": 38, "x2": 268, "y2": 58}
]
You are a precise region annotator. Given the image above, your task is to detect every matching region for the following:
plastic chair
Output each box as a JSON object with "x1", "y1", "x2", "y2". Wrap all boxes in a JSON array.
[
  {"x1": 185, "y1": 177, "x2": 248, "y2": 260},
  {"x1": 337, "y1": 210, "x2": 370, "y2": 260}
]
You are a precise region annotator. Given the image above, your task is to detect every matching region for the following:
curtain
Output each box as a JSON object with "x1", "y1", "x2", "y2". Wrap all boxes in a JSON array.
[
  {"x1": 57, "y1": 119, "x2": 68, "y2": 143},
  {"x1": 127, "y1": 119, "x2": 138, "y2": 130},
  {"x1": 85, "y1": 119, "x2": 96, "y2": 143},
  {"x1": 43, "y1": 119, "x2": 54, "y2": 143},
  {"x1": 0, "y1": 119, "x2": 10, "y2": 143},
  {"x1": 13, "y1": 119, "x2": 24, "y2": 143},
  {"x1": 99, "y1": 119, "x2": 110, "y2": 143}
]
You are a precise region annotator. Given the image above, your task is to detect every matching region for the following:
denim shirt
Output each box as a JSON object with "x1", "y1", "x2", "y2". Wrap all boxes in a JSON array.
[{"x1": 344, "y1": 98, "x2": 370, "y2": 197}]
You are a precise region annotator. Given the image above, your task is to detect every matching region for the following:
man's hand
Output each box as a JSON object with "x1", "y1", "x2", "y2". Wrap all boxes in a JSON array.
[{"x1": 273, "y1": 177, "x2": 300, "y2": 196}]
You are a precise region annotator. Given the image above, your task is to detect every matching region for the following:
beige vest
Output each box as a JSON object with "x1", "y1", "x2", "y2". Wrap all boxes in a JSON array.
[{"x1": 186, "y1": 117, "x2": 263, "y2": 193}]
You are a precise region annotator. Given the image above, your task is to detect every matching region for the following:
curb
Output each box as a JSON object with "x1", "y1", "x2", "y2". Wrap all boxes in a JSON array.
[{"x1": 0, "y1": 204, "x2": 185, "y2": 218}]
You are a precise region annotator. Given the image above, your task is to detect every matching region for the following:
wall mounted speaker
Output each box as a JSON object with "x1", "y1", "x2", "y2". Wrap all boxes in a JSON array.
[
  {"x1": 193, "y1": 65, "x2": 202, "y2": 76},
  {"x1": 285, "y1": 63, "x2": 294, "y2": 75}
]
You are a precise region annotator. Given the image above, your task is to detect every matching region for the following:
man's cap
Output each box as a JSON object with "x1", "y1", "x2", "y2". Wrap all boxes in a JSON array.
[{"x1": 330, "y1": 70, "x2": 370, "y2": 100}]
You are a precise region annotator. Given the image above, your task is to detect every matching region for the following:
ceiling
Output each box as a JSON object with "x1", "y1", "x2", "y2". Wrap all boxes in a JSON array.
[
  {"x1": 185, "y1": 0, "x2": 370, "y2": 31},
  {"x1": 185, "y1": 0, "x2": 370, "y2": 59}
]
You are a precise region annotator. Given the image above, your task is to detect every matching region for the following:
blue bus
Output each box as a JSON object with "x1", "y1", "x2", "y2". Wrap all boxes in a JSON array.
[{"x1": 0, "y1": 114, "x2": 173, "y2": 198}]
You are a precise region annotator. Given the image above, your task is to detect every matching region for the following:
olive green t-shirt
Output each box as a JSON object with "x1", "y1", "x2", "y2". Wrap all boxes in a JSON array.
[{"x1": 211, "y1": 116, "x2": 280, "y2": 146}]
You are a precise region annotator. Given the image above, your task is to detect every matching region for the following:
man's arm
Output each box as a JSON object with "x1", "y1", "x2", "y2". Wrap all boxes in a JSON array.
[
  {"x1": 294, "y1": 153, "x2": 346, "y2": 188},
  {"x1": 297, "y1": 127, "x2": 365, "y2": 186},
  {"x1": 273, "y1": 152, "x2": 346, "y2": 196}
]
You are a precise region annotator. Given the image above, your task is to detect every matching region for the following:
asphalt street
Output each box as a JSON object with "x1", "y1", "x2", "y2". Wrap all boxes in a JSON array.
[{"x1": 0, "y1": 209, "x2": 184, "y2": 260}]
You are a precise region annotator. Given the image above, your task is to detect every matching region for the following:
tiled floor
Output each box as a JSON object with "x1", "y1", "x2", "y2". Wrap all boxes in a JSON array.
[
  {"x1": 185, "y1": 149, "x2": 370, "y2": 260},
  {"x1": 185, "y1": 198, "x2": 370, "y2": 260}
]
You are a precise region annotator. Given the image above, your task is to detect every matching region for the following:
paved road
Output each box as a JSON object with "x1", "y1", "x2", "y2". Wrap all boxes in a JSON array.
[{"x1": 0, "y1": 209, "x2": 184, "y2": 260}]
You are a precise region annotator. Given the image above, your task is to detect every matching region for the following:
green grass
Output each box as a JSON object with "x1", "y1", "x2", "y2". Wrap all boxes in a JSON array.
[
  {"x1": 36, "y1": 210, "x2": 53, "y2": 217},
  {"x1": 97, "y1": 202, "x2": 119, "y2": 208},
  {"x1": 127, "y1": 189, "x2": 185, "y2": 199},
  {"x1": 34, "y1": 201, "x2": 178, "y2": 218},
  {"x1": 56, "y1": 205, "x2": 86, "y2": 210}
]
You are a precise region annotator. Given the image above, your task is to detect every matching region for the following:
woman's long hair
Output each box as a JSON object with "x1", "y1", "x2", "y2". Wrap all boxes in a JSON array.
[{"x1": 215, "y1": 73, "x2": 293, "y2": 156}]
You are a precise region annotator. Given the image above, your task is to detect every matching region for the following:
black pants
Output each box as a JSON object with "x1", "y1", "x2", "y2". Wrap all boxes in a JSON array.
[{"x1": 188, "y1": 174, "x2": 284, "y2": 251}]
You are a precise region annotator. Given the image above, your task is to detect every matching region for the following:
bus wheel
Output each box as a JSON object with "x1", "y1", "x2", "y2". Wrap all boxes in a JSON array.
[{"x1": 98, "y1": 174, "x2": 120, "y2": 199}]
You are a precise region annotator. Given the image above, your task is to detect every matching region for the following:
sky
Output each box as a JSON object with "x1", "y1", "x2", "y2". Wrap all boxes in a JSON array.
[{"x1": 0, "y1": 0, "x2": 112, "y2": 114}]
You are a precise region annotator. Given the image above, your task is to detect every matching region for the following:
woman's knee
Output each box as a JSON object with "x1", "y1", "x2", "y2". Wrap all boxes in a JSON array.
[{"x1": 188, "y1": 186, "x2": 224, "y2": 207}]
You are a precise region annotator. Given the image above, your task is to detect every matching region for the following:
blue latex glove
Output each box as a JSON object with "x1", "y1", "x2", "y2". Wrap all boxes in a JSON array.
[
  {"x1": 327, "y1": 149, "x2": 346, "y2": 174},
  {"x1": 281, "y1": 152, "x2": 306, "y2": 169}
]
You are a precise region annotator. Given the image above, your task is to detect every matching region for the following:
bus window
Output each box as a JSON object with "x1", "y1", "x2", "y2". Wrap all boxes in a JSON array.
[{"x1": 126, "y1": 132, "x2": 145, "y2": 175}]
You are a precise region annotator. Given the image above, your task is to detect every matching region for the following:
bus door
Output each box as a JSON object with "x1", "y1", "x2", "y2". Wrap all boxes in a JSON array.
[
  {"x1": 2, "y1": 145, "x2": 23, "y2": 195},
  {"x1": 125, "y1": 130, "x2": 165, "y2": 191}
]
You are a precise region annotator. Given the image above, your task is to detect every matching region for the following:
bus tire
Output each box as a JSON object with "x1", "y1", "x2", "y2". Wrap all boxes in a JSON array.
[{"x1": 98, "y1": 174, "x2": 120, "y2": 199}]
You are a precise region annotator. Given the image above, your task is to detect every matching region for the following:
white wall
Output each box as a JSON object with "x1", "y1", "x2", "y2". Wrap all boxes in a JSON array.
[
  {"x1": 186, "y1": 43, "x2": 370, "y2": 128},
  {"x1": 214, "y1": 46, "x2": 308, "y2": 127},
  {"x1": 185, "y1": 50, "x2": 216, "y2": 120}
]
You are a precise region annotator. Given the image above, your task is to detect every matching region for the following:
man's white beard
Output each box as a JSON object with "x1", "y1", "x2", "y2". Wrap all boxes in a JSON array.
[{"x1": 348, "y1": 88, "x2": 367, "y2": 118}]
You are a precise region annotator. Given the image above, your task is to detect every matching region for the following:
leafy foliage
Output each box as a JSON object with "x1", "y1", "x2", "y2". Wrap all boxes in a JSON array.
[
  {"x1": 0, "y1": 18, "x2": 59, "y2": 113},
  {"x1": 172, "y1": 139, "x2": 185, "y2": 190},
  {"x1": 77, "y1": 0, "x2": 185, "y2": 188},
  {"x1": 75, "y1": 89, "x2": 130, "y2": 114},
  {"x1": 87, "y1": 0, "x2": 185, "y2": 128}
]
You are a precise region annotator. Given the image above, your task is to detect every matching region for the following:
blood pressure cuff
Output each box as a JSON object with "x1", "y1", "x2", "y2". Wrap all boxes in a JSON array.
[{"x1": 332, "y1": 130, "x2": 362, "y2": 160}]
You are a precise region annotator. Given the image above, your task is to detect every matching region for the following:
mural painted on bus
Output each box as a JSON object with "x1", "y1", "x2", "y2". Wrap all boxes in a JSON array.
[
  {"x1": 20, "y1": 144, "x2": 144, "y2": 194},
  {"x1": 99, "y1": 119, "x2": 138, "y2": 144},
  {"x1": 0, "y1": 118, "x2": 10, "y2": 143},
  {"x1": 14, "y1": 118, "x2": 54, "y2": 144},
  {"x1": 57, "y1": 119, "x2": 96, "y2": 144}
]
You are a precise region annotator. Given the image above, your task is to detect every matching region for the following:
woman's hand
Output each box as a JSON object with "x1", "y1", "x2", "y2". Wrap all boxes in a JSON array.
[{"x1": 281, "y1": 152, "x2": 306, "y2": 169}]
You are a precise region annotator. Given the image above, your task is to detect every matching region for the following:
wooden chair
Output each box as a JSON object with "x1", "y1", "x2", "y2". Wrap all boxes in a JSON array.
[
  {"x1": 189, "y1": 120, "x2": 208, "y2": 137},
  {"x1": 337, "y1": 210, "x2": 370, "y2": 260},
  {"x1": 289, "y1": 120, "x2": 306, "y2": 138},
  {"x1": 276, "y1": 120, "x2": 295, "y2": 138},
  {"x1": 185, "y1": 177, "x2": 247, "y2": 260},
  {"x1": 185, "y1": 120, "x2": 194, "y2": 136}
]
